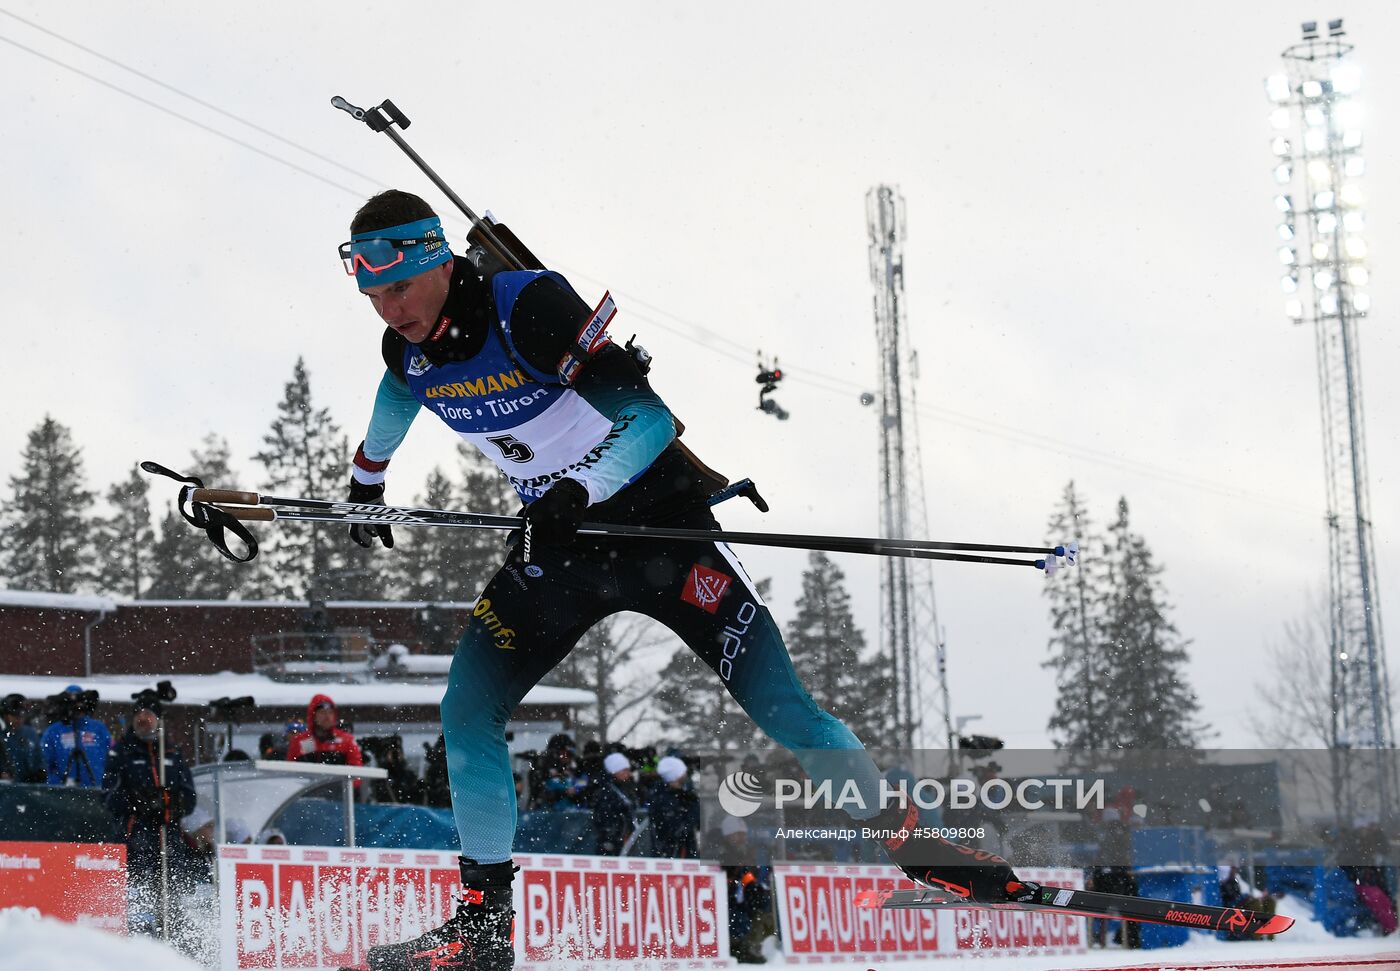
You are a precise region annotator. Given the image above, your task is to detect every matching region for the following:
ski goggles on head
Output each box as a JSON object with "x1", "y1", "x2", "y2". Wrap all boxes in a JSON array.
[{"x1": 341, "y1": 215, "x2": 454, "y2": 288}]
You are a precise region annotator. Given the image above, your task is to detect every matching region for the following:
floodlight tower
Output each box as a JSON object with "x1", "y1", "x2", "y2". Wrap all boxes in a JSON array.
[
  {"x1": 1264, "y1": 18, "x2": 1394, "y2": 819},
  {"x1": 866, "y1": 185, "x2": 951, "y2": 751}
]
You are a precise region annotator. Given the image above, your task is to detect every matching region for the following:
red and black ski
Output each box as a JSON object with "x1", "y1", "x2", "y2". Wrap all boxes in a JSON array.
[{"x1": 854, "y1": 885, "x2": 1294, "y2": 938}]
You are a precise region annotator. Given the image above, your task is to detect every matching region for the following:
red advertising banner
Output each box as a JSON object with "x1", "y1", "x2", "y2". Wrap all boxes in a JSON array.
[
  {"x1": 773, "y1": 864, "x2": 1086, "y2": 961},
  {"x1": 218, "y1": 846, "x2": 728, "y2": 971},
  {"x1": 0, "y1": 841, "x2": 127, "y2": 933}
]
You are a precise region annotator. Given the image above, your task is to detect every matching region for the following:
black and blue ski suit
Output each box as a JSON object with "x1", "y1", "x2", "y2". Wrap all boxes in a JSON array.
[{"x1": 352, "y1": 258, "x2": 883, "y2": 864}]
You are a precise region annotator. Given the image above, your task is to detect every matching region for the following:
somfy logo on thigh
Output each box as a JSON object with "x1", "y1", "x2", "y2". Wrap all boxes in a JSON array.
[{"x1": 718, "y1": 771, "x2": 764, "y2": 817}]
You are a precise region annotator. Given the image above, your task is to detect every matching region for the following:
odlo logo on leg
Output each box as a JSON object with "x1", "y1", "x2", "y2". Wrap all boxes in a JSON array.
[{"x1": 718, "y1": 601, "x2": 757, "y2": 681}]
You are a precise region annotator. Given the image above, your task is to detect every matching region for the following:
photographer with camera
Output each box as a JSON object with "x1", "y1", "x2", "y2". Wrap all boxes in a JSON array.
[
  {"x1": 41, "y1": 684, "x2": 109, "y2": 787},
  {"x1": 2, "y1": 694, "x2": 44, "y2": 783},
  {"x1": 361, "y1": 734, "x2": 423, "y2": 804},
  {"x1": 103, "y1": 684, "x2": 196, "y2": 936}
]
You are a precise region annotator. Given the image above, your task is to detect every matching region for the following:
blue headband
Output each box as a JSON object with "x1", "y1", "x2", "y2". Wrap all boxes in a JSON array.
[{"x1": 347, "y1": 215, "x2": 454, "y2": 288}]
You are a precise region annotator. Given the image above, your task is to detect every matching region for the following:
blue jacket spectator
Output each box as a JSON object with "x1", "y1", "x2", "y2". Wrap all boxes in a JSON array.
[
  {"x1": 41, "y1": 685, "x2": 110, "y2": 787},
  {"x1": 2, "y1": 694, "x2": 44, "y2": 783}
]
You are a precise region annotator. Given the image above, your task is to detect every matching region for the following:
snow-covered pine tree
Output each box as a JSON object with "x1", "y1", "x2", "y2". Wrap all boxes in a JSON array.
[
  {"x1": 252, "y1": 358, "x2": 352, "y2": 600},
  {"x1": 454, "y1": 443, "x2": 517, "y2": 584},
  {"x1": 391, "y1": 445, "x2": 515, "y2": 603},
  {"x1": 1042, "y1": 481, "x2": 1109, "y2": 759},
  {"x1": 93, "y1": 464, "x2": 156, "y2": 599},
  {"x1": 0, "y1": 416, "x2": 94, "y2": 593},
  {"x1": 1097, "y1": 497, "x2": 1206, "y2": 751},
  {"x1": 393, "y1": 466, "x2": 464, "y2": 602},
  {"x1": 786, "y1": 551, "x2": 893, "y2": 746}
]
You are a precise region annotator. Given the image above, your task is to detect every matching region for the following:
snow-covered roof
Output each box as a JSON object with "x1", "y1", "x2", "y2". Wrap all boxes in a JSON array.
[
  {"x1": 0, "y1": 589, "x2": 117, "y2": 612},
  {"x1": 113, "y1": 599, "x2": 477, "y2": 609},
  {"x1": 0, "y1": 672, "x2": 594, "y2": 709}
]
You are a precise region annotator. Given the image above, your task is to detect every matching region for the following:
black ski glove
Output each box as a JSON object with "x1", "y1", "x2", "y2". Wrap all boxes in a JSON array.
[
  {"x1": 347, "y1": 480, "x2": 395, "y2": 549},
  {"x1": 524, "y1": 478, "x2": 589, "y2": 546}
]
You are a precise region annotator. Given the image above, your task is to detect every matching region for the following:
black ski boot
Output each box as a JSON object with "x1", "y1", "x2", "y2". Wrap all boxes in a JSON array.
[
  {"x1": 873, "y1": 800, "x2": 1038, "y2": 904},
  {"x1": 366, "y1": 859, "x2": 515, "y2": 971}
]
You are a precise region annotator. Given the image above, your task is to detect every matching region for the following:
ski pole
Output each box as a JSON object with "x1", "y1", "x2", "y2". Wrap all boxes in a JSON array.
[
  {"x1": 157, "y1": 707, "x2": 169, "y2": 942},
  {"x1": 141, "y1": 462, "x2": 1077, "y2": 573},
  {"x1": 330, "y1": 95, "x2": 532, "y2": 273}
]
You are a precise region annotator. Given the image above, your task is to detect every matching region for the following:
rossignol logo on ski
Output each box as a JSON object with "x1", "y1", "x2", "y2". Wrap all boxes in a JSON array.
[
  {"x1": 1164, "y1": 908, "x2": 1211, "y2": 926},
  {"x1": 681, "y1": 563, "x2": 732, "y2": 613}
]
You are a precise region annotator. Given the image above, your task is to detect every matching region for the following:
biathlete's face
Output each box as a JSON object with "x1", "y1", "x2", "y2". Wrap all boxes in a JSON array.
[{"x1": 360, "y1": 261, "x2": 453, "y2": 344}]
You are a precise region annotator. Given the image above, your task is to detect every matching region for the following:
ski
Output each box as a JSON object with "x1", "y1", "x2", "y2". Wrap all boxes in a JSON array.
[{"x1": 854, "y1": 884, "x2": 1294, "y2": 937}]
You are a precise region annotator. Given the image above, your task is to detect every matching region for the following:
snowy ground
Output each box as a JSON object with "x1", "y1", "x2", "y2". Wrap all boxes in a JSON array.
[{"x1": 3, "y1": 906, "x2": 1395, "y2": 971}]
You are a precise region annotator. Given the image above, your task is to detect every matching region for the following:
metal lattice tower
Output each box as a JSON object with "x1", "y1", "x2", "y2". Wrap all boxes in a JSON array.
[
  {"x1": 866, "y1": 185, "x2": 952, "y2": 751},
  {"x1": 1265, "y1": 19, "x2": 1394, "y2": 819}
]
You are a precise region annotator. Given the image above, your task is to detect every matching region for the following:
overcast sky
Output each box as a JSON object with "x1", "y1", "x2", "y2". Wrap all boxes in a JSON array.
[{"x1": 3, "y1": 2, "x2": 1397, "y2": 748}]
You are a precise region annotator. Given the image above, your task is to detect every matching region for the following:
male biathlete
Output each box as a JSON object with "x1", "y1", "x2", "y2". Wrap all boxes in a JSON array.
[{"x1": 340, "y1": 191, "x2": 1035, "y2": 971}]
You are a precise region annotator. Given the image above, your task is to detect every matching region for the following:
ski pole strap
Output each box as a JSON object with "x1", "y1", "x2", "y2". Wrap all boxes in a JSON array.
[
  {"x1": 180, "y1": 489, "x2": 260, "y2": 563},
  {"x1": 140, "y1": 461, "x2": 259, "y2": 563}
]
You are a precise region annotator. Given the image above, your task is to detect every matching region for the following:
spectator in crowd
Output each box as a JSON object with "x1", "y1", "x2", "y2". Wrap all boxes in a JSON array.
[
  {"x1": 181, "y1": 806, "x2": 217, "y2": 885},
  {"x1": 958, "y1": 761, "x2": 1010, "y2": 855},
  {"x1": 1219, "y1": 862, "x2": 1244, "y2": 907},
  {"x1": 41, "y1": 684, "x2": 110, "y2": 787},
  {"x1": 1217, "y1": 862, "x2": 1281, "y2": 939},
  {"x1": 2, "y1": 694, "x2": 43, "y2": 783},
  {"x1": 363, "y1": 734, "x2": 424, "y2": 804},
  {"x1": 103, "y1": 699, "x2": 197, "y2": 933},
  {"x1": 258, "y1": 720, "x2": 305, "y2": 761},
  {"x1": 287, "y1": 695, "x2": 364, "y2": 770},
  {"x1": 534, "y1": 733, "x2": 587, "y2": 808},
  {"x1": 225, "y1": 817, "x2": 254, "y2": 845},
  {"x1": 422, "y1": 734, "x2": 451, "y2": 808},
  {"x1": 1088, "y1": 807, "x2": 1139, "y2": 949},
  {"x1": 1341, "y1": 822, "x2": 1397, "y2": 936},
  {"x1": 717, "y1": 817, "x2": 774, "y2": 965},
  {"x1": 259, "y1": 827, "x2": 288, "y2": 845},
  {"x1": 591, "y1": 751, "x2": 639, "y2": 855},
  {"x1": 578, "y1": 739, "x2": 605, "y2": 794},
  {"x1": 649, "y1": 755, "x2": 700, "y2": 859}
]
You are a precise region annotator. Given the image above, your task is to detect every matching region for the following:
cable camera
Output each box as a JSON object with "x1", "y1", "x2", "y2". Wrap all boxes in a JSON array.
[
  {"x1": 755, "y1": 353, "x2": 789, "y2": 421},
  {"x1": 131, "y1": 680, "x2": 178, "y2": 717}
]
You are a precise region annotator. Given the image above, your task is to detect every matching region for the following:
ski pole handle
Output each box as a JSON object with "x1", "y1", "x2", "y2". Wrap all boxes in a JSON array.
[
  {"x1": 214, "y1": 505, "x2": 275, "y2": 522},
  {"x1": 191, "y1": 488, "x2": 260, "y2": 505}
]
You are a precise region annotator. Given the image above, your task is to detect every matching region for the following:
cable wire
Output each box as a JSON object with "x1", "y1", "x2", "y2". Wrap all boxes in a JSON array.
[{"x1": 0, "y1": 12, "x2": 1318, "y2": 520}]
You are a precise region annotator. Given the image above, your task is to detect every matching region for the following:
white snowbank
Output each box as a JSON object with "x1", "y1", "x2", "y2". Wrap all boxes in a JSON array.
[
  {"x1": 0, "y1": 908, "x2": 203, "y2": 971},
  {"x1": 6, "y1": 901, "x2": 1397, "y2": 971}
]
